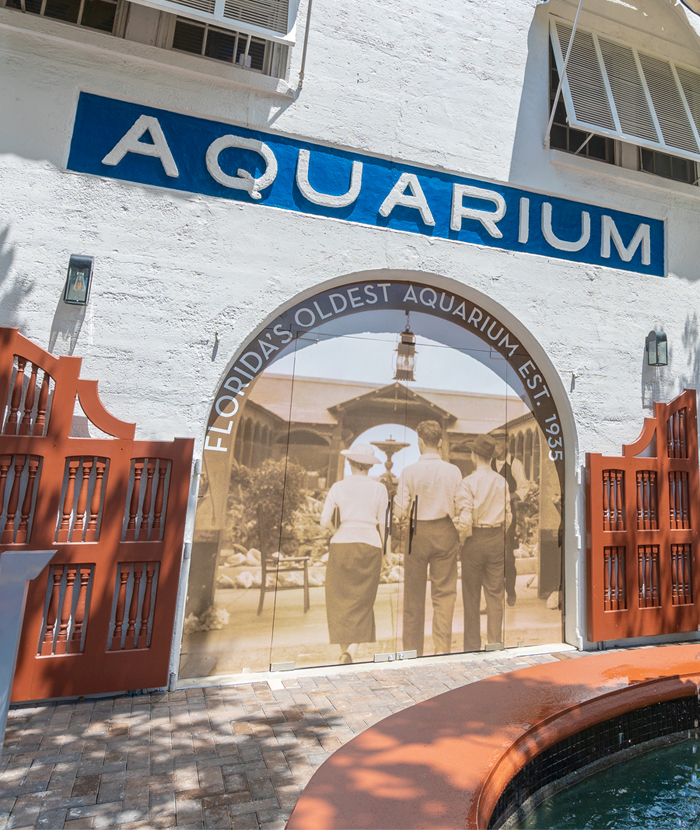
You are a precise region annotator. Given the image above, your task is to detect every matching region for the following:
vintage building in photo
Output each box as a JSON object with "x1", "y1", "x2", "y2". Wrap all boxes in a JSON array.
[{"x1": 2, "y1": 0, "x2": 700, "y2": 698}]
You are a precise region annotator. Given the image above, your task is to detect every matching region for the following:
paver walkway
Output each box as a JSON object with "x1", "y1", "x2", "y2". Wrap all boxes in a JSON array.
[{"x1": 0, "y1": 649, "x2": 587, "y2": 830}]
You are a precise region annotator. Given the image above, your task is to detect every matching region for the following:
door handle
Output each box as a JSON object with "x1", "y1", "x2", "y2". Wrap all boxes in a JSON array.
[
  {"x1": 382, "y1": 495, "x2": 394, "y2": 557},
  {"x1": 408, "y1": 496, "x2": 418, "y2": 555}
]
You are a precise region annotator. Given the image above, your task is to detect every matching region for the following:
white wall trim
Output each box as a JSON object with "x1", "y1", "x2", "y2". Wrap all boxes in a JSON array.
[
  {"x1": 0, "y1": 7, "x2": 294, "y2": 97},
  {"x1": 550, "y1": 148, "x2": 700, "y2": 203}
]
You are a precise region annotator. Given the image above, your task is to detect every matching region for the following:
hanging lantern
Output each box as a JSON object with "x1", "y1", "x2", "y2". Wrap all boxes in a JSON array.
[
  {"x1": 646, "y1": 330, "x2": 668, "y2": 367},
  {"x1": 63, "y1": 255, "x2": 93, "y2": 306},
  {"x1": 394, "y1": 317, "x2": 417, "y2": 382}
]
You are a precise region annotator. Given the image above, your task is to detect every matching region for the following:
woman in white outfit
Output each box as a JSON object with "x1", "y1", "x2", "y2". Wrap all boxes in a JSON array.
[{"x1": 320, "y1": 444, "x2": 388, "y2": 664}]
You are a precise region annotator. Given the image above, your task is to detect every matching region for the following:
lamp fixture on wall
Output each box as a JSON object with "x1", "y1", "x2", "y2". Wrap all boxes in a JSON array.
[
  {"x1": 393, "y1": 312, "x2": 417, "y2": 382},
  {"x1": 63, "y1": 255, "x2": 93, "y2": 306},
  {"x1": 646, "y1": 330, "x2": 668, "y2": 367}
]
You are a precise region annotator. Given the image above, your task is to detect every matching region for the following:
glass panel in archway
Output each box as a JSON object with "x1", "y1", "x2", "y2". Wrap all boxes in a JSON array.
[
  {"x1": 179, "y1": 334, "x2": 298, "y2": 678},
  {"x1": 185, "y1": 281, "x2": 568, "y2": 679},
  {"x1": 267, "y1": 328, "x2": 409, "y2": 670},
  {"x1": 501, "y1": 363, "x2": 564, "y2": 648},
  {"x1": 388, "y1": 337, "x2": 511, "y2": 657}
]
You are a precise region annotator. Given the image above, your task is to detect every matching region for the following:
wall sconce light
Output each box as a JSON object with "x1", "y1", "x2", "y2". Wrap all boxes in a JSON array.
[
  {"x1": 646, "y1": 330, "x2": 668, "y2": 367},
  {"x1": 393, "y1": 313, "x2": 417, "y2": 382},
  {"x1": 63, "y1": 255, "x2": 93, "y2": 306}
]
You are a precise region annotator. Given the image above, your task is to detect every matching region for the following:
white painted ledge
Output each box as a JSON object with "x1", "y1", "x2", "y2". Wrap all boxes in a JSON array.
[{"x1": 0, "y1": 7, "x2": 295, "y2": 98}]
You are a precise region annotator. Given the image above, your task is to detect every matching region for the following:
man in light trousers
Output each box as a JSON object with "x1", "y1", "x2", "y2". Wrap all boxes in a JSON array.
[
  {"x1": 395, "y1": 420, "x2": 462, "y2": 656},
  {"x1": 457, "y1": 433, "x2": 512, "y2": 652}
]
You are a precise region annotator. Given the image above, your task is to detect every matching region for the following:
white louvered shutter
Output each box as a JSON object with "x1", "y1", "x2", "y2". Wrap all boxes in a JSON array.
[
  {"x1": 678, "y1": 66, "x2": 700, "y2": 139},
  {"x1": 550, "y1": 18, "x2": 700, "y2": 161},
  {"x1": 639, "y1": 54, "x2": 698, "y2": 154},
  {"x1": 130, "y1": 0, "x2": 294, "y2": 41},
  {"x1": 597, "y1": 39, "x2": 656, "y2": 142},
  {"x1": 223, "y1": 0, "x2": 288, "y2": 33},
  {"x1": 555, "y1": 23, "x2": 616, "y2": 132}
]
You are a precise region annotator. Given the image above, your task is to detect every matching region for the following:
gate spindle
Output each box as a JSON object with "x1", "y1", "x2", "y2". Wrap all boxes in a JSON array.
[
  {"x1": 73, "y1": 459, "x2": 93, "y2": 540},
  {"x1": 125, "y1": 462, "x2": 144, "y2": 541},
  {"x1": 33, "y1": 370, "x2": 50, "y2": 435},
  {"x1": 2, "y1": 455, "x2": 26, "y2": 543},
  {"x1": 41, "y1": 566, "x2": 63, "y2": 655},
  {"x1": 111, "y1": 564, "x2": 130, "y2": 649},
  {"x1": 70, "y1": 567, "x2": 91, "y2": 653},
  {"x1": 16, "y1": 456, "x2": 39, "y2": 543},
  {"x1": 86, "y1": 460, "x2": 106, "y2": 542},
  {"x1": 152, "y1": 465, "x2": 167, "y2": 535},
  {"x1": 57, "y1": 460, "x2": 80, "y2": 543},
  {"x1": 137, "y1": 563, "x2": 156, "y2": 648},
  {"x1": 0, "y1": 455, "x2": 12, "y2": 533},
  {"x1": 6, "y1": 358, "x2": 26, "y2": 434},
  {"x1": 19, "y1": 364, "x2": 38, "y2": 436},
  {"x1": 126, "y1": 563, "x2": 143, "y2": 644},
  {"x1": 139, "y1": 460, "x2": 156, "y2": 537},
  {"x1": 57, "y1": 566, "x2": 77, "y2": 650}
]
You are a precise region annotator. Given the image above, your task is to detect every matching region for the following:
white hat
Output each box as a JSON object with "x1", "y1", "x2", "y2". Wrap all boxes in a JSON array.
[{"x1": 341, "y1": 443, "x2": 380, "y2": 466}]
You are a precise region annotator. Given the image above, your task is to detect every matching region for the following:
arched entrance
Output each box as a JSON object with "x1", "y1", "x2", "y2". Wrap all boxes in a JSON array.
[{"x1": 180, "y1": 275, "x2": 574, "y2": 679}]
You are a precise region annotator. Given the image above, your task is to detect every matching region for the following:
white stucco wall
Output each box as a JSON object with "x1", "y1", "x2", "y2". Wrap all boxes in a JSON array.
[{"x1": 2, "y1": 0, "x2": 700, "y2": 655}]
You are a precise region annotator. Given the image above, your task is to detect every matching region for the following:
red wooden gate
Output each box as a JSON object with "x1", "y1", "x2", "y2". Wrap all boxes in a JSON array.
[
  {"x1": 0, "y1": 328, "x2": 193, "y2": 702},
  {"x1": 586, "y1": 389, "x2": 700, "y2": 642}
]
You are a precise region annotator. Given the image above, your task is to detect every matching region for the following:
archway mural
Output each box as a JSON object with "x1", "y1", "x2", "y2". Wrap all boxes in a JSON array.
[{"x1": 181, "y1": 279, "x2": 566, "y2": 678}]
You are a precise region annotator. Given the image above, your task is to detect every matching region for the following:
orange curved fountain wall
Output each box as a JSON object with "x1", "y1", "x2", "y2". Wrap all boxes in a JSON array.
[{"x1": 286, "y1": 644, "x2": 700, "y2": 830}]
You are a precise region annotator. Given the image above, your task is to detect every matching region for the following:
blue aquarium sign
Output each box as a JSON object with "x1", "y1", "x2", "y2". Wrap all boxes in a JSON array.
[{"x1": 68, "y1": 92, "x2": 665, "y2": 276}]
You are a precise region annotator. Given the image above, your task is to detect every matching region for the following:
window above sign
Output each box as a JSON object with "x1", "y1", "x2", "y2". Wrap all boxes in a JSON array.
[
  {"x1": 0, "y1": 0, "x2": 292, "y2": 77},
  {"x1": 4, "y1": 0, "x2": 120, "y2": 34},
  {"x1": 550, "y1": 18, "x2": 700, "y2": 164},
  {"x1": 172, "y1": 17, "x2": 270, "y2": 70},
  {"x1": 128, "y1": 0, "x2": 296, "y2": 42},
  {"x1": 548, "y1": 22, "x2": 700, "y2": 189}
]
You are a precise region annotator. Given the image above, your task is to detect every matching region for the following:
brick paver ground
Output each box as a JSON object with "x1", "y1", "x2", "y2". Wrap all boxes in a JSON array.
[{"x1": 0, "y1": 649, "x2": 589, "y2": 830}]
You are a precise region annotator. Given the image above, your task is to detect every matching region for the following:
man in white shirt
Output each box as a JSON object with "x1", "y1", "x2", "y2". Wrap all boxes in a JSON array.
[
  {"x1": 491, "y1": 436, "x2": 532, "y2": 607},
  {"x1": 395, "y1": 420, "x2": 462, "y2": 656},
  {"x1": 456, "y1": 433, "x2": 511, "y2": 652}
]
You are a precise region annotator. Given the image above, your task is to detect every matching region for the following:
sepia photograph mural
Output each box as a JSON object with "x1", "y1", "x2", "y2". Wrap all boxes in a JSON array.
[{"x1": 181, "y1": 282, "x2": 564, "y2": 678}]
